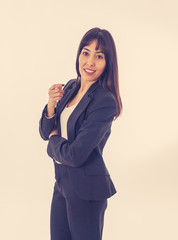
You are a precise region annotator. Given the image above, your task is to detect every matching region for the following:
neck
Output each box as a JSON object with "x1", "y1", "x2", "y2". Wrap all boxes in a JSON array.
[{"x1": 78, "y1": 78, "x2": 96, "y2": 93}]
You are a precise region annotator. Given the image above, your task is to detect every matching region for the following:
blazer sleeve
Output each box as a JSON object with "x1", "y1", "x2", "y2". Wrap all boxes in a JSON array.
[
  {"x1": 39, "y1": 105, "x2": 56, "y2": 140},
  {"x1": 39, "y1": 79, "x2": 75, "y2": 141},
  {"x1": 47, "y1": 94, "x2": 117, "y2": 167}
]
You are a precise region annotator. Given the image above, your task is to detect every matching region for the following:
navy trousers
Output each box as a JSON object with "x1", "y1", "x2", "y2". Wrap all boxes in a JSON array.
[{"x1": 50, "y1": 161, "x2": 108, "y2": 240}]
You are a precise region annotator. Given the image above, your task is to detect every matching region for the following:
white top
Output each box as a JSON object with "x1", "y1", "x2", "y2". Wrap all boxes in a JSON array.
[{"x1": 60, "y1": 101, "x2": 79, "y2": 139}]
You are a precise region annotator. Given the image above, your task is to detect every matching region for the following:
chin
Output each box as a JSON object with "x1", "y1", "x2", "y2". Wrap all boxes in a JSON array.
[
  {"x1": 81, "y1": 73, "x2": 100, "y2": 82},
  {"x1": 82, "y1": 77, "x2": 98, "y2": 83}
]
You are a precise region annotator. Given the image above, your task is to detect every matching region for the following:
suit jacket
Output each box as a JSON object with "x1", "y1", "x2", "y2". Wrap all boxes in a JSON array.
[{"x1": 39, "y1": 79, "x2": 117, "y2": 200}]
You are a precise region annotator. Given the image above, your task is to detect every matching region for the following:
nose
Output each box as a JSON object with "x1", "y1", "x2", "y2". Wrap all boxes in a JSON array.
[{"x1": 86, "y1": 55, "x2": 95, "y2": 66}]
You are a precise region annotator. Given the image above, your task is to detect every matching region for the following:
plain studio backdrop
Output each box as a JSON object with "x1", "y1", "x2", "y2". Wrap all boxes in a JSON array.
[{"x1": 0, "y1": 0, "x2": 178, "y2": 239}]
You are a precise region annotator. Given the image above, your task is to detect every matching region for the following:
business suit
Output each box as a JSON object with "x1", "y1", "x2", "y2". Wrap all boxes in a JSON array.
[{"x1": 39, "y1": 78, "x2": 117, "y2": 239}]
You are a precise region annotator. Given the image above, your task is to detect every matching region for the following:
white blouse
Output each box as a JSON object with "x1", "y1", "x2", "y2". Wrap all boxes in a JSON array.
[{"x1": 60, "y1": 101, "x2": 79, "y2": 139}]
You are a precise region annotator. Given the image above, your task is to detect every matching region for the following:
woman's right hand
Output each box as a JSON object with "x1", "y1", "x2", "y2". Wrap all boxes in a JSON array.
[{"x1": 47, "y1": 84, "x2": 65, "y2": 117}]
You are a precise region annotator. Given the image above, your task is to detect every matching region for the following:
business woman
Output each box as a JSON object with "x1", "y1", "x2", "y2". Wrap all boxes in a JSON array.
[{"x1": 39, "y1": 27, "x2": 122, "y2": 240}]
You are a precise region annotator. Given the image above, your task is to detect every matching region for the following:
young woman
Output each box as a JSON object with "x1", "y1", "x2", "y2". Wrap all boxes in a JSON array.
[{"x1": 39, "y1": 27, "x2": 122, "y2": 240}]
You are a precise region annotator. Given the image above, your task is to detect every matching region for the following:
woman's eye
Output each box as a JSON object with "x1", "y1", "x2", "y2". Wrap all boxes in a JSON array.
[
  {"x1": 97, "y1": 55, "x2": 103, "y2": 59},
  {"x1": 82, "y1": 51, "x2": 88, "y2": 56}
]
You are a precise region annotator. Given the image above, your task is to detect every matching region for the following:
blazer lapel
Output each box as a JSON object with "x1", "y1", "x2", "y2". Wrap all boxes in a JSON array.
[
  {"x1": 56, "y1": 80, "x2": 80, "y2": 116},
  {"x1": 67, "y1": 80, "x2": 101, "y2": 141}
]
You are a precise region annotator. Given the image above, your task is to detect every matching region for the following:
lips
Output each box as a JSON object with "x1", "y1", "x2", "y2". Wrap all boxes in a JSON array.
[{"x1": 84, "y1": 68, "x2": 96, "y2": 74}]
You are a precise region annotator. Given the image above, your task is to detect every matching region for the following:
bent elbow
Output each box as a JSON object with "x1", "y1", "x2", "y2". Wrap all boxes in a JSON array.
[{"x1": 39, "y1": 129, "x2": 49, "y2": 141}]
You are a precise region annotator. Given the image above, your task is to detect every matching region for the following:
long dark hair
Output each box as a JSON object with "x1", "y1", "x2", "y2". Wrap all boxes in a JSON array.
[{"x1": 75, "y1": 27, "x2": 122, "y2": 120}]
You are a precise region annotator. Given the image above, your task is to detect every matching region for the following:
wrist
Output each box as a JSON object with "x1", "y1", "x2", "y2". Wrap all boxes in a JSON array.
[
  {"x1": 47, "y1": 104, "x2": 55, "y2": 118},
  {"x1": 45, "y1": 113, "x2": 55, "y2": 119}
]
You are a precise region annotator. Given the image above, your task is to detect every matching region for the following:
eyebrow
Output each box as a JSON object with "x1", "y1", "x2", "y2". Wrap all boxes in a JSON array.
[{"x1": 83, "y1": 47, "x2": 104, "y2": 54}]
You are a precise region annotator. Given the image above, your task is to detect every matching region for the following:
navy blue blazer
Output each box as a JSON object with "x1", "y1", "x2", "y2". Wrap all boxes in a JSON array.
[{"x1": 39, "y1": 79, "x2": 117, "y2": 200}]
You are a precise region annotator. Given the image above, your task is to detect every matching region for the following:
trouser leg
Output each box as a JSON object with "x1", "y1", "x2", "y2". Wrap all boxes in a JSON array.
[
  {"x1": 51, "y1": 163, "x2": 108, "y2": 240},
  {"x1": 66, "y1": 197, "x2": 107, "y2": 240},
  {"x1": 50, "y1": 182, "x2": 72, "y2": 240},
  {"x1": 61, "y1": 175, "x2": 108, "y2": 240}
]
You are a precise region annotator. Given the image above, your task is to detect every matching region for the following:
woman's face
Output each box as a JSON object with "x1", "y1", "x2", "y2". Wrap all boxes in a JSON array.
[{"x1": 79, "y1": 40, "x2": 106, "y2": 83}]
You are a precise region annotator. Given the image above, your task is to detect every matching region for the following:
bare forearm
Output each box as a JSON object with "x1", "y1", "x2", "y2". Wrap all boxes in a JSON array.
[{"x1": 46, "y1": 103, "x2": 55, "y2": 118}]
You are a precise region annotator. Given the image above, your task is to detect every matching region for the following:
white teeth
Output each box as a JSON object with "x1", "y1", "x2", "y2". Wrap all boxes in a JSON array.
[{"x1": 85, "y1": 69, "x2": 95, "y2": 73}]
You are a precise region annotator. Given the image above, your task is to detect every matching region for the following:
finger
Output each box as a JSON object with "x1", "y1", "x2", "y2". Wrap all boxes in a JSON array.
[
  {"x1": 49, "y1": 87, "x2": 65, "y2": 96},
  {"x1": 59, "y1": 89, "x2": 65, "y2": 94},
  {"x1": 49, "y1": 83, "x2": 64, "y2": 91},
  {"x1": 49, "y1": 88, "x2": 59, "y2": 94},
  {"x1": 55, "y1": 84, "x2": 65, "y2": 88},
  {"x1": 52, "y1": 84, "x2": 65, "y2": 90},
  {"x1": 50, "y1": 92, "x2": 64, "y2": 98},
  {"x1": 49, "y1": 84, "x2": 57, "y2": 91},
  {"x1": 52, "y1": 96, "x2": 62, "y2": 101},
  {"x1": 51, "y1": 88, "x2": 65, "y2": 94},
  {"x1": 48, "y1": 90, "x2": 64, "y2": 98},
  {"x1": 52, "y1": 93, "x2": 64, "y2": 99}
]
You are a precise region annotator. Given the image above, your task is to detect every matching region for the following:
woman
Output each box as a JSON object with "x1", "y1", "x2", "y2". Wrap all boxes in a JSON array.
[{"x1": 39, "y1": 27, "x2": 122, "y2": 240}]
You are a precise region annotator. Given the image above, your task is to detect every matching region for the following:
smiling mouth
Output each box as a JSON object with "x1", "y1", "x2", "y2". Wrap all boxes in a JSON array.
[{"x1": 84, "y1": 68, "x2": 96, "y2": 74}]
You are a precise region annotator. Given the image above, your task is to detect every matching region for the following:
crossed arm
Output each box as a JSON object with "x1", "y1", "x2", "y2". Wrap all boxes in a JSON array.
[{"x1": 46, "y1": 96, "x2": 117, "y2": 167}]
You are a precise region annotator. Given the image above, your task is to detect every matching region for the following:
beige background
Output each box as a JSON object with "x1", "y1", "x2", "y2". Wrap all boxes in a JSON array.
[{"x1": 0, "y1": 0, "x2": 178, "y2": 239}]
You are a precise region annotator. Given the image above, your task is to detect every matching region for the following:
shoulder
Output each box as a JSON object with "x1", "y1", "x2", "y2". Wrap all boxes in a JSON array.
[
  {"x1": 91, "y1": 84, "x2": 117, "y2": 109},
  {"x1": 86, "y1": 84, "x2": 117, "y2": 119}
]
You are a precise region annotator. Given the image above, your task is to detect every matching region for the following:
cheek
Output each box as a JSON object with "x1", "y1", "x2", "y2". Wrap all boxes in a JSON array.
[
  {"x1": 78, "y1": 56, "x2": 81, "y2": 67},
  {"x1": 99, "y1": 62, "x2": 106, "y2": 74},
  {"x1": 79, "y1": 54, "x2": 84, "y2": 66},
  {"x1": 78, "y1": 56, "x2": 84, "y2": 74}
]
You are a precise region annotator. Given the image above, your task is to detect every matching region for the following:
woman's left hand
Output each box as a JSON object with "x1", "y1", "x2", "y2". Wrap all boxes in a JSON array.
[{"x1": 49, "y1": 128, "x2": 58, "y2": 138}]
